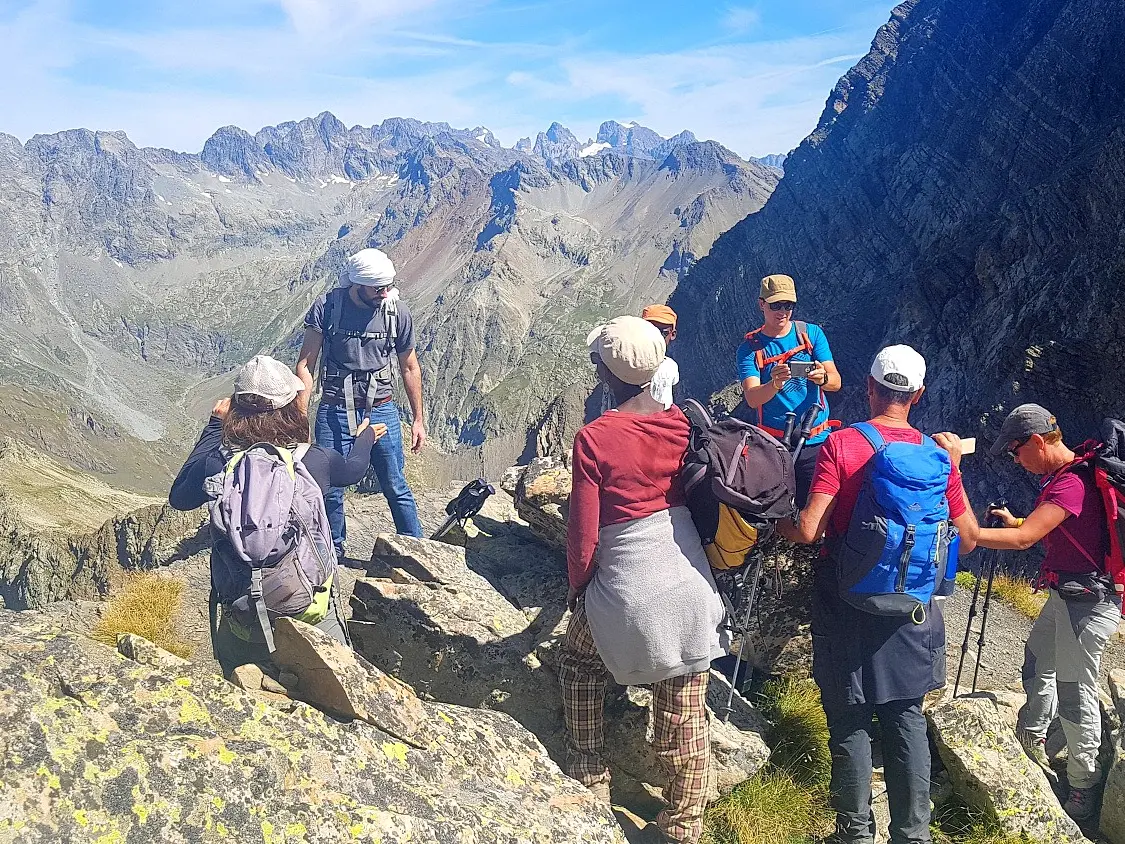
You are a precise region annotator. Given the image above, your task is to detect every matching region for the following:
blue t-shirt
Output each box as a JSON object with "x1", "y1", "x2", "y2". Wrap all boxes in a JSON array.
[{"x1": 736, "y1": 322, "x2": 834, "y2": 445}]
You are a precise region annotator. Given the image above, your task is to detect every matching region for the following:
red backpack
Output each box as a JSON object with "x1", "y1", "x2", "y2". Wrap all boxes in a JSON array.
[{"x1": 1038, "y1": 419, "x2": 1125, "y2": 614}]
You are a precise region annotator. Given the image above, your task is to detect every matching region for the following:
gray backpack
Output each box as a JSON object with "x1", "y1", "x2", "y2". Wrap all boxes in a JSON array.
[{"x1": 206, "y1": 442, "x2": 336, "y2": 652}]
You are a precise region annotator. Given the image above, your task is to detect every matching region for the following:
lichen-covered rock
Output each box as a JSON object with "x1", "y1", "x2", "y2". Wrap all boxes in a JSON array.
[
  {"x1": 116, "y1": 632, "x2": 190, "y2": 670},
  {"x1": 507, "y1": 458, "x2": 570, "y2": 555},
  {"x1": 1103, "y1": 669, "x2": 1125, "y2": 843},
  {"x1": 349, "y1": 533, "x2": 771, "y2": 800},
  {"x1": 928, "y1": 697, "x2": 1084, "y2": 844},
  {"x1": 272, "y1": 617, "x2": 428, "y2": 742},
  {"x1": 0, "y1": 610, "x2": 625, "y2": 843}
]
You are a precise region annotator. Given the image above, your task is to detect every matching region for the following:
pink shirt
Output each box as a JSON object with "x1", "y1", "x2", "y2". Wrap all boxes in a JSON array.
[{"x1": 1038, "y1": 470, "x2": 1107, "y2": 575}]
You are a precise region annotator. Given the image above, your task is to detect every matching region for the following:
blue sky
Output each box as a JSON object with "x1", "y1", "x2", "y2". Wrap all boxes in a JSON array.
[{"x1": 0, "y1": 0, "x2": 894, "y2": 158}]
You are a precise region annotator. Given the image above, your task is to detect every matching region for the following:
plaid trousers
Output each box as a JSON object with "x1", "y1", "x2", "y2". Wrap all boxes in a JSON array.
[{"x1": 557, "y1": 597, "x2": 712, "y2": 843}]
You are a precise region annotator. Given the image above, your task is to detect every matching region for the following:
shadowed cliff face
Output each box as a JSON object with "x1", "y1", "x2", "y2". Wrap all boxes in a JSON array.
[{"x1": 670, "y1": 0, "x2": 1125, "y2": 506}]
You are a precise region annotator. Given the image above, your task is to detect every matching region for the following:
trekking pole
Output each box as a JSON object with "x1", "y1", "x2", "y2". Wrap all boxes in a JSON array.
[
  {"x1": 781, "y1": 411, "x2": 797, "y2": 448},
  {"x1": 971, "y1": 550, "x2": 1001, "y2": 695},
  {"x1": 791, "y1": 406, "x2": 820, "y2": 463},
  {"x1": 721, "y1": 532, "x2": 770, "y2": 722},
  {"x1": 953, "y1": 500, "x2": 1004, "y2": 697}
]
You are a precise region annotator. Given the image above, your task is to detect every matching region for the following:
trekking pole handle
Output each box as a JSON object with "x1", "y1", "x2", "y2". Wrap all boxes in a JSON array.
[
  {"x1": 782, "y1": 411, "x2": 797, "y2": 446},
  {"x1": 983, "y1": 499, "x2": 1007, "y2": 529},
  {"x1": 798, "y1": 405, "x2": 819, "y2": 440}
]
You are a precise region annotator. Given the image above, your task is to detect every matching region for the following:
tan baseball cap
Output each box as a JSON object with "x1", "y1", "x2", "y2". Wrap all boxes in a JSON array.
[
  {"x1": 759, "y1": 274, "x2": 797, "y2": 303},
  {"x1": 587, "y1": 316, "x2": 666, "y2": 386}
]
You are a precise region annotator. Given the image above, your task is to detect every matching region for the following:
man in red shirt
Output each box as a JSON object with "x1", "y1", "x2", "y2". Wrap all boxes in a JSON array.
[{"x1": 779, "y1": 345, "x2": 977, "y2": 844}]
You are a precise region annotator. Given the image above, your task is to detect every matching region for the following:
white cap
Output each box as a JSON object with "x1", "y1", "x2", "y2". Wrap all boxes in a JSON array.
[
  {"x1": 870, "y1": 344, "x2": 926, "y2": 392},
  {"x1": 587, "y1": 316, "x2": 666, "y2": 386},
  {"x1": 346, "y1": 248, "x2": 396, "y2": 288},
  {"x1": 234, "y1": 355, "x2": 306, "y2": 410}
]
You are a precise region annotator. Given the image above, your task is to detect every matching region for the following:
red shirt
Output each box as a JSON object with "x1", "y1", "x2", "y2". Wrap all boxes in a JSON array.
[
  {"x1": 567, "y1": 407, "x2": 689, "y2": 590},
  {"x1": 1038, "y1": 470, "x2": 1107, "y2": 575},
  {"x1": 809, "y1": 423, "x2": 967, "y2": 553}
]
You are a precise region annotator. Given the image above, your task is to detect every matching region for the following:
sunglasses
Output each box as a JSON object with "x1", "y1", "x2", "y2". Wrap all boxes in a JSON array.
[
  {"x1": 768, "y1": 301, "x2": 796, "y2": 312},
  {"x1": 1003, "y1": 436, "x2": 1031, "y2": 460}
]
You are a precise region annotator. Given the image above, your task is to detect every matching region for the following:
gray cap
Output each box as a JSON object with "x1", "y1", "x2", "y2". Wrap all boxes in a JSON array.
[{"x1": 989, "y1": 403, "x2": 1058, "y2": 456}]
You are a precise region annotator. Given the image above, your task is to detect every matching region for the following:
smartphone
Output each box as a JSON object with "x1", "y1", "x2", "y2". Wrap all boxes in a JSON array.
[
  {"x1": 960, "y1": 437, "x2": 977, "y2": 455},
  {"x1": 789, "y1": 360, "x2": 816, "y2": 379}
]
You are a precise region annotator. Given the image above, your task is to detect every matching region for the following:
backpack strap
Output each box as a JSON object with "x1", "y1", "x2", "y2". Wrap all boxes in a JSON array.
[{"x1": 852, "y1": 421, "x2": 886, "y2": 453}]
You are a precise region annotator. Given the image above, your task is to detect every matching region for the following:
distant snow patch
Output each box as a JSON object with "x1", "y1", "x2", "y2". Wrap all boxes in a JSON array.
[
  {"x1": 156, "y1": 194, "x2": 165, "y2": 201},
  {"x1": 201, "y1": 191, "x2": 213, "y2": 198},
  {"x1": 579, "y1": 142, "x2": 611, "y2": 158},
  {"x1": 476, "y1": 133, "x2": 489, "y2": 143},
  {"x1": 626, "y1": 121, "x2": 638, "y2": 128},
  {"x1": 113, "y1": 260, "x2": 123, "y2": 268},
  {"x1": 285, "y1": 176, "x2": 296, "y2": 183},
  {"x1": 217, "y1": 175, "x2": 231, "y2": 183},
  {"x1": 327, "y1": 174, "x2": 349, "y2": 185},
  {"x1": 225, "y1": 189, "x2": 232, "y2": 193}
]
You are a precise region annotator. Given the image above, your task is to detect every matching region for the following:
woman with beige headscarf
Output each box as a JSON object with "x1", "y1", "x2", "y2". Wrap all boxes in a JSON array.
[{"x1": 558, "y1": 316, "x2": 724, "y2": 844}]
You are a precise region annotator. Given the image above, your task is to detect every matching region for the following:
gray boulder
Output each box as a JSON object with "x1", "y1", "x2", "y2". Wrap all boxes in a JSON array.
[
  {"x1": 0, "y1": 610, "x2": 625, "y2": 843},
  {"x1": 928, "y1": 697, "x2": 1085, "y2": 843},
  {"x1": 349, "y1": 533, "x2": 771, "y2": 798}
]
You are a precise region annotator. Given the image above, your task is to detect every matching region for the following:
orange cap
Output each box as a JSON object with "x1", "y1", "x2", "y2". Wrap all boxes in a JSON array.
[{"x1": 641, "y1": 304, "x2": 677, "y2": 328}]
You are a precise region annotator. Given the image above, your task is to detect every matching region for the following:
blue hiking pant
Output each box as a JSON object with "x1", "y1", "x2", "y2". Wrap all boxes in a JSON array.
[{"x1": 314, "y1": 401, "x2": 423, "y2": 553}]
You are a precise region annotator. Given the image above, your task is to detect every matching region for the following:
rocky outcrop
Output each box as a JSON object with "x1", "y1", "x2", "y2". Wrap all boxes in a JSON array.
[
  {"x1": 348, "y1": 534, "x2": 771, "y2": 798},
  {"x1": 670, "y1": 0, "x2": 1125, "y2": 509},
  {"x1": 0, "y1": 500, "x2": 206, "y2": 610},
  {"x1": 1104, "y1": 668, "x2": 1125, "y2": 843},
  {"x1": 0, "y1": 611, "x2": 625, "y2": 843},
  {"x1": 502, "y1": 457, "x2": 571, "y2": 556},
  {"x1": 928, "y1": 697, "x2": 1086, "y2": 843}
]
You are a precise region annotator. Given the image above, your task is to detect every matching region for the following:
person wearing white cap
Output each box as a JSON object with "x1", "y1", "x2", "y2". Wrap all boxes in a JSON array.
[
  {"x1": 296, "y1": 248, "x2": 426, "y2": 554},
  {"x1": 559, "y1": 316, "x2": 725, "y2": 844},
  {"x1": 778, "y1": 344, "x2": 977, "y2": 844},
  {"x1": 169, "y1": 354, "x2": 387, "y2": 674}
]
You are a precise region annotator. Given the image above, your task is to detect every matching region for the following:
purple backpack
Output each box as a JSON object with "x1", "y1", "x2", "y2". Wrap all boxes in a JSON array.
[{"x1": 206, "y1": 442, "x2": 336, "y2": 651}]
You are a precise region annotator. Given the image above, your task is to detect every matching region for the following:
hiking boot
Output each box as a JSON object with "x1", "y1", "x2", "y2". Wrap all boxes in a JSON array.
[
  {"x1": 1063, "y1": 786, "x2": 1098, "y2": 824},
  {"x1": 1017, "y1": 729, "x2": 1051, "y2": 771}
]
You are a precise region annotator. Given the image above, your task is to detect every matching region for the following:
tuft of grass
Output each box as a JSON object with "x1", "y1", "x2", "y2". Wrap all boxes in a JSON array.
[
  {"x1": 702, "y1": 770, "x2": 832, "y2": 844},
  {"x1": 92, "y1": 573, "x2": 194, "y2": 659},
  {"x1": 931, "y1": 796, "x2": 1034, "y2": 844},
  {"x1": 760, "y1": 679, "x2": 832, "y2": 790},
  {"x1": 703, "y1": 679, "x2": 834, "y2": 844},
  {"x1": 954, "y1": 571, "x2": 1046, "y2": 619}
]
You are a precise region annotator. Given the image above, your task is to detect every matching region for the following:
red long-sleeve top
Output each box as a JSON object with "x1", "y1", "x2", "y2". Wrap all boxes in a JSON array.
[{"x1": 567, "y1": 407, "x2": 690, "y2": 590}]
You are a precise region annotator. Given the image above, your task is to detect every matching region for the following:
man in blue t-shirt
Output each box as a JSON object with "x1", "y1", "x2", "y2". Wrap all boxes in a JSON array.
[{"x1": 735, "y1": 273, "x2": 841, "y2": 506}]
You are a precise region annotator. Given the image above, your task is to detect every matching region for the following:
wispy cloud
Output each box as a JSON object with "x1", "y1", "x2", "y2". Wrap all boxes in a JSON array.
[
  {"x1": 0, "y1": 0, "x2": 892, "y2": 157},
  {"x1": 724, "y1": 5, "x2": 762, "y2": 33}
]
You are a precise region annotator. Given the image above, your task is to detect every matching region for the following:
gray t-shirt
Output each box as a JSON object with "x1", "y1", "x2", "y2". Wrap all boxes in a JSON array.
[{"x1": 304, "y1": 287, "x2": 415, "y2": 406}]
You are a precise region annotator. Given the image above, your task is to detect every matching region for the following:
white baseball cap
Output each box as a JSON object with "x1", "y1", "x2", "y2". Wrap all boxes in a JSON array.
[
  {"x1": 870, "y1": 344, "x2": 926, "y2": 392},
  {"x1": 234, "y1": 355, "x2": 306, "y2": 410},
  {"x1": 346, "y1": 248, "x2": 396, "y2": 288},
  {"x1": 587, "y1": 316, "x2": 666, "y2": 386}
]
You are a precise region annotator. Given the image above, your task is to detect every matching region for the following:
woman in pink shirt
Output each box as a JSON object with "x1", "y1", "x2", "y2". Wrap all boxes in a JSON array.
[
  {"x1": 559, "y1": 316, "x2": 724, "y2": 844},
  {"x1": 975, "y1": 403, "x2": 1122, "y2": 823}
]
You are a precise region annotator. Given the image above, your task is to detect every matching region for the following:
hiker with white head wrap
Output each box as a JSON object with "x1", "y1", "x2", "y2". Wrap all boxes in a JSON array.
[{"x1": 296, "y1": 248, "x2": 427, "y2": 552}]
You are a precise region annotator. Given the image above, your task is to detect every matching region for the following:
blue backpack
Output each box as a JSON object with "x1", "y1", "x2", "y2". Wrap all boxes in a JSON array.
[{"x1": 834, "y1": 423, "x2": 960, "y2": 620}]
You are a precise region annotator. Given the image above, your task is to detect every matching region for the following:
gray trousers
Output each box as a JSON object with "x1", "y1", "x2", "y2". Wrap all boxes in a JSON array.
[
  {"x1": 825, "y1": 698, "x2": 932, "y2": 844},
  {"x1": 1018, "y1": 589, "x2": 1121, "y2": 789}
]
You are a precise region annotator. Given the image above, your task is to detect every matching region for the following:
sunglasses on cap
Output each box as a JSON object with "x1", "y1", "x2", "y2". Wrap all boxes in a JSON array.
[
  {"x1": 768, "y1": 301, "x2": 796, "y2": 312},
  {"x1": 1003, "y1": 436, "x2": 1031, "y2": 461}
]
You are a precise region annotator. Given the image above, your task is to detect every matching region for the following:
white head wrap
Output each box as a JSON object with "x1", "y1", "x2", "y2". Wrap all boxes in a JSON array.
[{"x1": 346, "y1": 249, "x2": 396, "y2": 288}]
